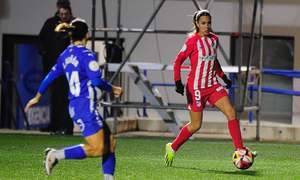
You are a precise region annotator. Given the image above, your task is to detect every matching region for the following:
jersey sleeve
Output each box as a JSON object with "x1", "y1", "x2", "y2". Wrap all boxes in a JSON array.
[
  {"x1": 84, "y1": 52, "x2": 102, "y2": 79},
  {"x1": 214, "y1": 59, "x2": 225, "y2": 78},
  {"x1": 173, "y1": 37, "x2": 194, "y2": 81},
  {"x1": 38, "y1": 61, "x2": 64, "y2": 94},
  {"x1": 84, "y1": 52, "x2": 113, "y2": 92},
  {"x1": 211, "y1": 35, "x2": 225, "y2": 78}
]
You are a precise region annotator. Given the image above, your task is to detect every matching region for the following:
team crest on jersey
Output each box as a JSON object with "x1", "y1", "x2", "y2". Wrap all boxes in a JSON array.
[
  {"x1": 89, "y1": 61, "x2": 99, "y2": 71},
  {"x1": 196, "y1": 100, "x2": 202, "y2": 107}
]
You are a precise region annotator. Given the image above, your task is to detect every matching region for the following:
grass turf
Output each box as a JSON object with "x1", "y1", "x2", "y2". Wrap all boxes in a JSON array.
[{"x1": 0, "y1": 133, "x2": 300, "y2": 179}]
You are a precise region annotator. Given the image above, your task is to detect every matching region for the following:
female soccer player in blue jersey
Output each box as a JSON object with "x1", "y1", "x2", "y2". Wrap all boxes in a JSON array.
[{"x1": 25, "y1": 19, "x2": 122, "y2": 180}]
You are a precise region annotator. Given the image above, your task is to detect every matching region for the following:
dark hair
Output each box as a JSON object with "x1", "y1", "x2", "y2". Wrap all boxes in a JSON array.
[
  {"x1": 57, "y1": 0, "x2": 70, "y2": 7},
  {"x1": 69, "y1": 21, "x2": 89, "y2": 41},
  {"x1": 192, "y1": 10, "x2": 211, "y2": 33},
  {"x1": 58, "y1": 5, "x2": 73, "y2": 16}
]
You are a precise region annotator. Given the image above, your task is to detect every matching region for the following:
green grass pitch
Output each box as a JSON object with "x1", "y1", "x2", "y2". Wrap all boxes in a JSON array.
[{"x1": 1, "y1": 133, "x2": 300, "y2": 179}]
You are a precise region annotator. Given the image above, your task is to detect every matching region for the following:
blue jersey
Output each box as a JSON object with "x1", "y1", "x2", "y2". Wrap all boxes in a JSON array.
[
  {"x1": 39, "y1": 44, "x2": 111, "y2": 101},
  {"x1": 57, "y1": 45, "x2": 102, "y2": 100},
  {"x1": 37, "y1": 45, "x2": 112, "y2": 137}
]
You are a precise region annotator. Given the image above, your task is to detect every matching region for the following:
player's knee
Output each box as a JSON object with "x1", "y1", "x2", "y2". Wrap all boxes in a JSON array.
[
  {"x1": 86, "y1": 144, "x2": 104, "y2": 157},
  {"x1": 92, "y1": 146, "x2": 104, "y2": 156},
  {"x1": 225, "y1": 107, "x2": 236, "y2": 120},
  {"x1": 194, "y1": 123, "x2": 201, "y2": 132},
  {"x1": 189, "y1": 122, "x2": 201, "y2": 133}
]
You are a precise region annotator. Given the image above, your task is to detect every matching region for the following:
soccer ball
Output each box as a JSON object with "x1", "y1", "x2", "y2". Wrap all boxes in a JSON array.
[{"x1": 232, "y1": 148, "x2": 255, "y2": 170}]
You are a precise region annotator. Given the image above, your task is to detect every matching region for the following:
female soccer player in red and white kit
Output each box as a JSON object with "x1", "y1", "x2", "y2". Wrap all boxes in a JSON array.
[{"x1": 165, "y1": 9, "x2": 253, "y2": 166}]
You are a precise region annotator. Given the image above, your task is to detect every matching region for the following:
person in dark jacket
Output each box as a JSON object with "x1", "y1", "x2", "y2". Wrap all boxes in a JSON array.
[{"x1": 38, "y1": 0, "x2": 75, "y2": 135}]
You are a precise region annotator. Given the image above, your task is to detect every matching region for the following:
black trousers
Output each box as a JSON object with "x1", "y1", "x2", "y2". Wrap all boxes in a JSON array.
[{"x1": 49, "y1": 76, "x2": 73, "y2": 135}]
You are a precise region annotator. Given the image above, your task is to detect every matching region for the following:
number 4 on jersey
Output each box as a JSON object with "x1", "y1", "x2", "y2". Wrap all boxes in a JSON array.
[{"x1": 66, "y1": 71, "x2": 80, "y2": 97}]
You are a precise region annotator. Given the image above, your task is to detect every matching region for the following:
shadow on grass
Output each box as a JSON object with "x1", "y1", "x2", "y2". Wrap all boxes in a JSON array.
[{"x1": 172, "y1": 166, "x2": 259, "y2": 176}]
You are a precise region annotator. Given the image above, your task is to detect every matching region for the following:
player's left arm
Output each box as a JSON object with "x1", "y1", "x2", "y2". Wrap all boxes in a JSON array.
[
  {"x1": 215, "y1": 58, "x2": 225, "y2": 78},
  {"x1": 25, "y1": 61, "x2": 64, "y2": 112},
  {"x1": 213, "y1": 36, "x2": 232, "y2": 89},
  {"x1": 215, "y1": 59, "x2": 232, "y2": 89},
  {"x1": 90, "y1": 78, "x2": 123, "y2": 98}
]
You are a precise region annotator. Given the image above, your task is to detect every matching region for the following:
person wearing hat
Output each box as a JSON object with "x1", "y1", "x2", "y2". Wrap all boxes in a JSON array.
[{"x1": 38, "y1": 0, "x2": 75, "y2": 135}]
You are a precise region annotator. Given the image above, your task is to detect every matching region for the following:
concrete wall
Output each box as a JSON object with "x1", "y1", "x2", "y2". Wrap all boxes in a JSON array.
[{"x1": 1, "y1": 0, "x2": 300, "y2": 123}]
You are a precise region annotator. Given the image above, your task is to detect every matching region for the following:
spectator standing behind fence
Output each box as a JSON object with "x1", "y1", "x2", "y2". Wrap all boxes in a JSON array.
[{"x1": 38, "y1": 0, "x2": 75, "y2": 135}]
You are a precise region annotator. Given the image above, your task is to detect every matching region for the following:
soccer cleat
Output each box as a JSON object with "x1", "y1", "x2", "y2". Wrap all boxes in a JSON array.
[
  {"x1": 252, "y1": 151, "x2": 258, "y2": 157},
  {"x1": 44, "y1": 148, "x2": 58, "y2": 175},
  {"x1": 164, "y1": 143, "x2": 175, "y2": 167},
  {"x1": 104, "y1": 174, "x2": 114, "y2": 180}
]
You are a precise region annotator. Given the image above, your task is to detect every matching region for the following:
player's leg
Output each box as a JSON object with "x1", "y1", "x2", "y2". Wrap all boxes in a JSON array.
[
  {"x1": 212, "y1": 94, "x2": 244, "y2": 150},
  {"x1": 213, "y1": 95, "x2": 257, "y2": 157},
  {"x1": 82, "y1": 129, "x2": 105, "y2": 156},
  {"x1": 44, "y1": 100, "x2": 105, "y2": 175},
  {"x1": 172, "y1": 110, "x2": 203, "y2": 151},
  {"x1": 165, "y1": 110, "x2": 203, "y2": 166},
  {"x1": 165, "y1": 86, "x2": 204, "y2": 166},
  {"x1": 172, "y1": 86, "x2": 204, "y2": 151},
  {"x1": 73, "y1": 123, "x2": 117, "y2": 180},
  {"x1": 165, "y1": 111, "x2": 203, "y2": 166},
  {"x1": 102, "y1": 121, "x2": 116, "y2": 180},
  {"x1": 44, "y1": 128, "x2": 104, "y2": 175}
]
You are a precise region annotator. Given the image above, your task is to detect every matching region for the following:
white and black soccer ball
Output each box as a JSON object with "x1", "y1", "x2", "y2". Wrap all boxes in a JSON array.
[{"x1": 232, "y1": 148, "x2": 256, "y2": 170}]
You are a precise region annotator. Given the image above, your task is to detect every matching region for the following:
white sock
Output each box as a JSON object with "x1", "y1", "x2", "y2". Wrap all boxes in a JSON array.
[
  {"x1": 104, "y1": 174, "x2": 114, "y2": 180},
  {"x1": 53, "y1": 149, "x2": 65, "y2": 160}
]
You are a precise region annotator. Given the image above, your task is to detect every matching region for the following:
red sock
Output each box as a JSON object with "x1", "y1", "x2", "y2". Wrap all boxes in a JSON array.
[
  {"x1": 228, "y1": 119, "x2": 244, "y2": 149},
  {"x1": 171, "y1": 124, "x2": 192, "y2": 151}
]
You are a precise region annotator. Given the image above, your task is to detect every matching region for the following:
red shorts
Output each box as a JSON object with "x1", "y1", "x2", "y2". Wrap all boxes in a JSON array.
[{"x1": 186, "y1": 84, "x2": 228, "y2": 112}]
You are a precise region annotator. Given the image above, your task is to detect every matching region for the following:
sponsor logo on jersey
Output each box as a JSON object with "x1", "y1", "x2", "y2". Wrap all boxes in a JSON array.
[
  {"x1": 203, "y1": 55, "x2": 216, "y2": 61},
  {"x1": 63, "y1": 54, "x2": 79, "y2": 69}
]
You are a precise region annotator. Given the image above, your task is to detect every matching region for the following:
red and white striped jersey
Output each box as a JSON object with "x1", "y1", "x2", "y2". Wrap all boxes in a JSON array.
[{"x1": 173, "y1": 32, "x2": 225, "y2": 89}]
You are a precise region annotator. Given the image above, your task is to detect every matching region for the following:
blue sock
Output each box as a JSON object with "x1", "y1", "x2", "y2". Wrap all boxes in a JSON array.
[
  {"x1": 64, "y1": 144, "x2": 86, "y2": 159},
  {"x1": 102, "y1": 153, "x2": 116, "y2": 175}
]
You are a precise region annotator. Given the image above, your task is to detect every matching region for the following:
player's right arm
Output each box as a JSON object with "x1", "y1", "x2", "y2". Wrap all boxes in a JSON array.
[
  {"x1": 173, "y1": 36, "x2": 194, "y2": 81},
  {"x1": 173, "y1": 36, "x2": 194, "y2": 95},
  {"x1": 25, "y1": 62, "x2": 64, "y2": 112}
]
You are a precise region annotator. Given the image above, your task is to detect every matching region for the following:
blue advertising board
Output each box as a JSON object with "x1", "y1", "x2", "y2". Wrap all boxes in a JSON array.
[{"x1": 15, "y1": 44, "x2": 50, "y2": 129}]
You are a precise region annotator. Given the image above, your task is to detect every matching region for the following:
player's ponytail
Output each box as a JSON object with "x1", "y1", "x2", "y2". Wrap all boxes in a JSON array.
[{"x1": 55, "y1": 18, "x2": 88, "y2": 41}]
